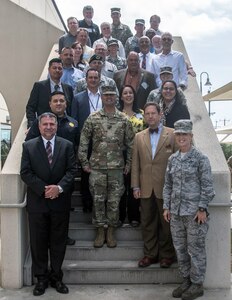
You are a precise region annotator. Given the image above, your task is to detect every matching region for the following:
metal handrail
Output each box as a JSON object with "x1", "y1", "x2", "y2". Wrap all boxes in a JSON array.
[
  {"x1": 51, "y1": 0, "x2": 68, "y2": 33},
  {"x1": 0, "y1": 195, "x2": 27, "y2": 208}
]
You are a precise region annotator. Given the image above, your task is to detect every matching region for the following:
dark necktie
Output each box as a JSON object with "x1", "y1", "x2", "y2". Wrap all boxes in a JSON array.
[
  {"x1": 149, "y1": 127, "x2": 159, "y2": 134},
  {"x1": 54, "y1": 84, "x2": 60, "y2": 91},
  {"x1": 142, "y1": 54, "x2": 146, "y2": 70},
  {"x1": 46, "y1": 141, "x2": 52, "y2": 164}
]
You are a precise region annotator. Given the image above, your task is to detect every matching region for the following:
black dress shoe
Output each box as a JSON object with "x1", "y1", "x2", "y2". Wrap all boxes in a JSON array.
[
  {"x1": 66, "y1": 236, "x2": 75, "y2": 245},
  {"x1": 51, "y1": 281, "x2": 69, "y2": 294},
  {"x1": 33, "y1": 281, "x2": 48, "y2": 296}
]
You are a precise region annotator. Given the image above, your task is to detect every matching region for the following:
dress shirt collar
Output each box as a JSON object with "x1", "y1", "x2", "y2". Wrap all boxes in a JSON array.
[{"x1": 41, "y1": 135, "x2": 56, "y2": 154}]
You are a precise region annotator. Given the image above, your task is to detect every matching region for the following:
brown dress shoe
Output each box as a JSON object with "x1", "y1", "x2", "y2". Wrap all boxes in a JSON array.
[
  {"x1": 138, "y1": 256, "x2": 158, "y2": 267},
  {"x1": 160, "y1": 257, "x2": 176, "y2": 268}
]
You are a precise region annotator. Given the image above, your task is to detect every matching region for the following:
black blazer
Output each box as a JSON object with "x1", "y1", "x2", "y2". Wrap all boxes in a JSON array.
[
  {"x1": 71, "y1": 90, "x2": 91, "y2": 131},
  {"x1": 20, "y1": 136, "x2": 77, "y2": 213},
  {"x1": 26, "y1": 79, "x2": 73, "y2": 128}
]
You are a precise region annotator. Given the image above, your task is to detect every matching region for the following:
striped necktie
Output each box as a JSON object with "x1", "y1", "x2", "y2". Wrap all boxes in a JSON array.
[
  {"x1": 142, "y1": 54, "x2": 146, "y2": 70},
  {"x1": 54, "y1": 84, "x2": 60, "y2": 91},
  {"x1": 46, "y1": 141, "x2": 52, "y2": 164}
]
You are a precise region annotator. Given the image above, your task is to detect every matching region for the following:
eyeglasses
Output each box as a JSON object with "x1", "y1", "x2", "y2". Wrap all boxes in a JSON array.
[
  {"x1": 162, "y1": 37, "x2": 172, "y2": 42},
  {"x1": 163, "y1": 87, "x2": 175, "y2": 91}
]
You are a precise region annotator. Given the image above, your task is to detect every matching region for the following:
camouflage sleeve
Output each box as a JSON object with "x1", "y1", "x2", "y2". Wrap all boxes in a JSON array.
[
  {"x1": 124, "y1": 120, "x2": 135, "y2": 171},
  {"x1": 147, "y1": 90, "x2": 159, "y2": 103},
  {"x1": 78, "y1": 117, "x2": 93, "y2": 169},
  {"x1": 198, "y1": 155, "x2": 215, "y2": 208},
  {"x1": 163, "y1": 157, "x2": 174, "y2": 210}
]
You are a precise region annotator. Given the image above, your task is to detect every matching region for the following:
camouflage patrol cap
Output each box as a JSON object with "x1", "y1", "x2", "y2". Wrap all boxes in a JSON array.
[
  {"x1": 111, "y1": 7, "x2": 121, "y2": 13},
  {"x1": 160, "y1": 66, "x2": 173, "y2": 75},
  {"x1": 135, "y1": 19, "x2": 145, "y2": 25},
  {"x1": 107, "y1": 39, "x2": 119, "y2": 47},
  {"x1": 174, "y1": 119, "x2": 193, "y2": 134},
  {"x1": 89, "y1": 54, "x2": 103, "y2": 64},
  {"x1": 101, "y1": 85, "x2": 117, "y2": 95}
]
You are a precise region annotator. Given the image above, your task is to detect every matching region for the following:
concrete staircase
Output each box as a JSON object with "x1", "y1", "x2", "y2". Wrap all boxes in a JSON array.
[
  {"x1": 61, "y1": 178, "x2": 182, "y2": 285},
  {"x1": 24, "y1": 176, "x2": 182, "y2": 285}
]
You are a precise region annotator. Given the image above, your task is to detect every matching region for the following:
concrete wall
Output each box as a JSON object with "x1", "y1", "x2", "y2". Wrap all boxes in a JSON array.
[
  {"x1": 175, "y1": 37, "x2": 231, "y2": 288},
  {"x1": 0, "y1": 0, "x2": 63, "y2": 140},
  {"x1": 0, "y1": 0, "x2": 63, "y2": 288}
]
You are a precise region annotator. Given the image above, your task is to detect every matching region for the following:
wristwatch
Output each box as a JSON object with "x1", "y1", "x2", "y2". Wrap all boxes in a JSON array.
[
  {"x1": 198, "y1": 207, "x2": 206, "y2": 212},
  {"x1": 57, "y1": 185, "x2": 63, "y2": 194}
]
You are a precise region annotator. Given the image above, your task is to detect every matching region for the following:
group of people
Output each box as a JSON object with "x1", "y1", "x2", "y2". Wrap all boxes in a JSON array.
[{"x1": 20, "y1": 5, "x2": 215, "y2": 300}]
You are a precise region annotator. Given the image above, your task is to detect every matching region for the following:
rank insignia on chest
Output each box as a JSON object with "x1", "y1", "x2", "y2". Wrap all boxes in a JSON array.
[{"x1": 69, "y1": 122, "x2": 74, "y2": 127}]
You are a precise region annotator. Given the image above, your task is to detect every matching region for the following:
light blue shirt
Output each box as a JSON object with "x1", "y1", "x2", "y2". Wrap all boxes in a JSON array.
[
  {"x1": 149, "y1": 123, "x2": 162, "y2": 159},
  {"x1": 61, "y1": 67, "x2": 84, "y2": 90}
]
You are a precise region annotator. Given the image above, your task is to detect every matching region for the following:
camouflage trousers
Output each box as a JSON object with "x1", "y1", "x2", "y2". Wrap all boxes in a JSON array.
[
  {"x1": 170, "y1": 214, "x2": 209, "y2": 284},
  {"x1": 89, "y1": 169, "x2": 125, "y2": 227}
]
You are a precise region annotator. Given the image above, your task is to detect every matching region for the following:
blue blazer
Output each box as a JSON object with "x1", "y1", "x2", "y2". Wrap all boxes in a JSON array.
[{"x1": 71, "y1": 90, "x2": 91, "y2": 131}]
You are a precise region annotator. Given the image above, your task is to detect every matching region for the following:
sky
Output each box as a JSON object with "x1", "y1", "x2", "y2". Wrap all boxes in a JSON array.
[{"x1": 55, "y1": 0, "x2": 232, "y2": 128}]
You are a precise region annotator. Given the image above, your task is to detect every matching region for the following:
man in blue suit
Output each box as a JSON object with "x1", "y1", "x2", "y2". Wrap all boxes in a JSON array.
[{"x1": 71, "y1": 68, "x2": 102, "y2": 212}]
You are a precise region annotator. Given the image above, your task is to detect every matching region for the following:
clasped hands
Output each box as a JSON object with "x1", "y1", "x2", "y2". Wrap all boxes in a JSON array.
[{"x1": 45, "y1": 185, "x2": 59, "y2": 199}]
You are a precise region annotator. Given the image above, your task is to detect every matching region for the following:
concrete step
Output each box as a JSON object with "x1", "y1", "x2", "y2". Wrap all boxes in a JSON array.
[
  {"x1": 69, "y1": 209, "x2": 92, "y2": 223},
  {"x1": 65, "y1": 240, "x2": 144, "y2": 261},
  {"x1": 62, "y1": 260, "x2": 182, "y2": 284},
  {"x1": 74, "y1": 176, "x2": 81, "y2": 191},
  {"x1": 69, "y1": 223, "x2": 143, "y2": 241},
  {"x1": 71, "y1": 191, "x2": 82, "y2": 207}
]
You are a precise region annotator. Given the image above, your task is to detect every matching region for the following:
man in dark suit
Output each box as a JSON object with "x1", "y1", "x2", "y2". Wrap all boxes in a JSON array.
[
  {"x1": 20, "y1": 112, "x2": 77, "y2": 296},
  {"x1": 26, "y1": 91, "x2": 79, "y2": 246},
  {"x1": 131, "y1": 102, "x2": 177, "y2": 269},
  {"x1": 72, "y1": 68, "x2": 102, "y2": 212},
  {"x1": 26, "y1": 58, "x2": 74, "y2": 128},
  {"x1": 113, "y1": 51, "x2": 156, "y2": 109}
]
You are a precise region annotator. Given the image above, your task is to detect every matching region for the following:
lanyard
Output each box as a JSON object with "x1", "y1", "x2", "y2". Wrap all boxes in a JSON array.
[{"x1": 89, "y1": 94, "x2": 100, "y2": 112}]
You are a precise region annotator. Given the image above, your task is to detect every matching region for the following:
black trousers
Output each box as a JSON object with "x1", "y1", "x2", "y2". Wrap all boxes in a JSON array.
[
  {"x1": 28, "y1": 211, "x2": 69, "y2": 283},
  {"x1": 81, "y1": 168, "x2": 93, "y2": 210},
  {"x1": 119, "y1": 173, "x2": 140, "y2": 223}
]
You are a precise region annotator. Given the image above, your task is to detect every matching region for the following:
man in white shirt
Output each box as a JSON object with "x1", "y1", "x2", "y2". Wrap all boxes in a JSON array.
[
  {"x1": 93, "y1": 22, "x2": 125, "y2": 58},
  {"x1": 138, "y1": 36, "x2": 157, "y2": 78},
  {"x1": 153, "y1": 32, "x2": 188, "y2": 90}
]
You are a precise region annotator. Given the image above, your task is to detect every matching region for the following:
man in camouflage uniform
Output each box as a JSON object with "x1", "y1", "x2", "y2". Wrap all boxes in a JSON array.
[
  {"x1": 78, "y1": 85, "x2": 134, "y2": 248},
  {"x1": 110, "y1": 8, "x2": 133, "y2": 47},
  {"x1": 125, "y1": 19, "x2": 145, "y2": 57},
  {"x1": 163, "y1": 119, "x2": 215, "y2": 300}
]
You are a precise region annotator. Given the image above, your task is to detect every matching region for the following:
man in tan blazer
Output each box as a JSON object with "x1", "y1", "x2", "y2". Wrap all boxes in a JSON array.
[{"x1": 131, "y1": 102, "x2": 177, "y2": 268}]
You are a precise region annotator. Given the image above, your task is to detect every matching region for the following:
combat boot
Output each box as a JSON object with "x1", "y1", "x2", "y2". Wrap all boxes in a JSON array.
[
  {"x1": 106, "y1": 226, "x2": 117, "y2": 248},
  {"x1": 172, "y1": 277, "x2": 191, "y2": 298},
  {"x1": 181, "y1": 283, "x2": 204, "y2": 300},
  {"x1": 93, "y1": 227, "x2": 105, "y2": 248}
]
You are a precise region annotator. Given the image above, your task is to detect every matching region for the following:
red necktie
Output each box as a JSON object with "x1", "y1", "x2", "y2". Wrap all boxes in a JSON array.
[{"x1": 46, "y1": 141, "x2": 52, "y2": 164}]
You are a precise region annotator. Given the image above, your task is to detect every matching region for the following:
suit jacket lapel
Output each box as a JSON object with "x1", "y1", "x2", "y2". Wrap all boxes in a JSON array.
[
  {"x1": 155, "y1": 127, "x2": 168, "y2": 157},
  {"x1": 38, "y1": 137, "x2": 51, "y2": 169},
  {"x1": 46, "y1": 79, "x2": 52, "y2": 94},
  {"x1": 143, "y1": 129, "x2": 152, "y2": 158},
  {"x1": 51, "y1": 136, "x2": 61, "y2": 168}
]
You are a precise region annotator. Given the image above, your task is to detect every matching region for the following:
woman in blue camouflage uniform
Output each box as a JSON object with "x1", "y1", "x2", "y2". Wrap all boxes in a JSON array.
[{"x1": 163, "y1": 119, "x2": 215, "y2": 300}]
